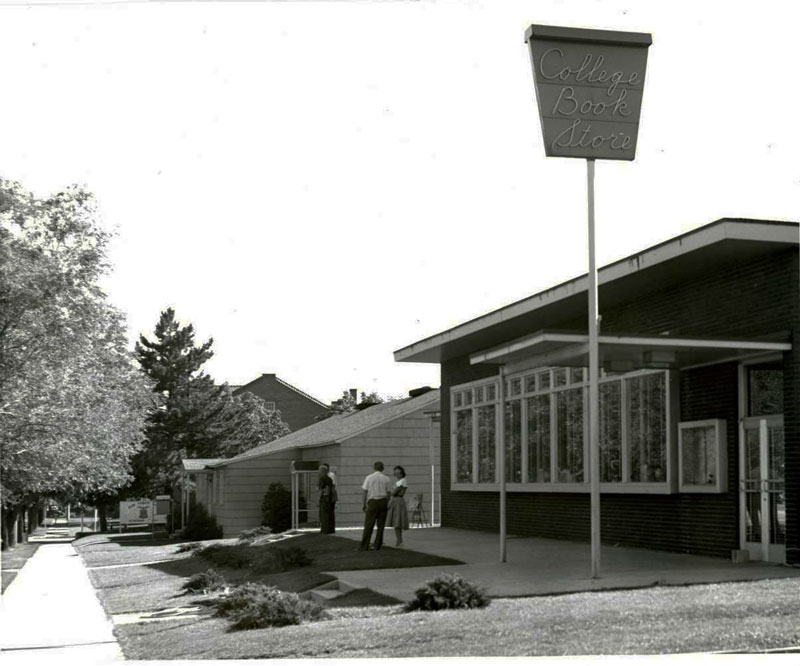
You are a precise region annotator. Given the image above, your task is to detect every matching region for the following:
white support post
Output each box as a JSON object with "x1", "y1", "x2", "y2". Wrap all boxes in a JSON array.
[
  {"x1": 498, "y1": 365, "x2": 507, "y2": 563},
  {"x1": 587, "y1": 158, "x2": 601, "y2": 579},
  {"x1": 429, "y1": 417, "x2": 434, "y2": 525}
]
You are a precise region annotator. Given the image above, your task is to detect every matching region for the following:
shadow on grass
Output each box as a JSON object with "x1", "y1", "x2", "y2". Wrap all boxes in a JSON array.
[
  {"x1": 74, "y1": 531, "x2": 197, "y2": 549},
  {"x1": 143, "y1": 534, "x2": 462, "y2": 596}
]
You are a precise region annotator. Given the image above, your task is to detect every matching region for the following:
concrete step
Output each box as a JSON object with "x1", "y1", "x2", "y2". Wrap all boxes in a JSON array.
[
  {"x1": 307, "y1": 578, "x2": 366, "y2": 604},
  {"x1": 309, "y1": 588, "x2": 346, "y2": 602},
  {"x1": 338, "y1": 579, "x2": 365, "y2": 594}
]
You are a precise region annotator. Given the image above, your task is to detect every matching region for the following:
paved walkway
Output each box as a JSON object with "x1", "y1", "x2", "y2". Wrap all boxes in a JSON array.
[
  {"x1": 0, "y1": 538, "x2": 122, "y2": 664},
  {"x1": 331, "y1": 527, "x2": 800, "y2": 602}
]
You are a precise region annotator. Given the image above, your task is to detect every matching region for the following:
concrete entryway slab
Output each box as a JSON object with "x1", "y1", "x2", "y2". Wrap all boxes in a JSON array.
[{"x1": 330, "y1": 527, "x2": 800, "y2": 602}]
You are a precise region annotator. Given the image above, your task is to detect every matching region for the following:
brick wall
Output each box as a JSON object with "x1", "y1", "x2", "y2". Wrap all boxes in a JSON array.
[{"x1": 440, "y1": 248, "x2": 799, "y2": 560}]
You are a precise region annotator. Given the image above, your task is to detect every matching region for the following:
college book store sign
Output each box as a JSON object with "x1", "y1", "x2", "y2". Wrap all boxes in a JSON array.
[
  {"x1": 525, "y1": 24, "x2": 652, "y2": 160},
  {"x1": 519, "y1": 23, "x2": 652, "y2": 578}
]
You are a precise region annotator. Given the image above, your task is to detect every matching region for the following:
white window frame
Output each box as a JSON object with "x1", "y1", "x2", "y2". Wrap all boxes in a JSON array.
[
  {"x1": 264, "y1": 401, "x2": 276, "y2": 412},
  {"x1": 450, "y1": 367, "x2": 677, "y2": 494},
  {"x1": 678, "y1": 419, "x2": 727, "y2": 493}
]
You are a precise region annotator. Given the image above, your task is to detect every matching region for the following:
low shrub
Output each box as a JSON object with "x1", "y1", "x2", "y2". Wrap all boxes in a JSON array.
[
  {"x1": 194, "y1": 544, "x2": 253, "y2": 569},
  {"x1": 237, "y1": 526, "x2": 272, "y2": 544},
  {"x1": 181, "y1": 504, "x2": 223, "y2": 541},
  {"x1": 405, "y1": 573, "x2": 490, "y2": 612},
  {"x1": 213, "y1": 583, "x2": 328, "y2": 630},
  {"x1": 182, "y1": 569, "x2": 227, "y2": 594},
  {"x1": 193, "y1": 542, "x2": 312, "y2": 574},
  {"x1": 251, "y1": 546, "x2": 313, "y2": 574},
  {"x1": 261, "y1": 483, "x2": 293, "y2": 533},
  {"x1": 175, "y1": 541, "x2": 203, "y2": 554}
]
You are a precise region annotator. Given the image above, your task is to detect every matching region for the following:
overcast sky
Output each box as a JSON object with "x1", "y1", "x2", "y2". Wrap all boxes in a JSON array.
[{"x1": 1, "y1": 0, "x2": 797, "y2": 405}]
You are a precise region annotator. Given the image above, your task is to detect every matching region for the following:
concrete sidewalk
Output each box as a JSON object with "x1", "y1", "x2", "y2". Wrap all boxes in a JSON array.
[
  {"x1": 330, "y1": 527, "x2": 800, "y2": 602},
  {"x1": 0, "y1": 540, "x2": 122, "y2": 664}
]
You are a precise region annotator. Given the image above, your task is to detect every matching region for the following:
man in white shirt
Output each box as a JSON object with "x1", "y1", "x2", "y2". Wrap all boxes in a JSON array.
[{"x1": 359, "y1": 461, "x2": 393, "y2": 551}]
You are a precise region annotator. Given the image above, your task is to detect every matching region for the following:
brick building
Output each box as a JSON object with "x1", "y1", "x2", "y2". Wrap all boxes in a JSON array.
[
  {"x1": 394, "y1": 218, "x2": 799, "y2": 564},
  {"x1": 232, "y1": 373, "x2": 328, "y2": 432}
]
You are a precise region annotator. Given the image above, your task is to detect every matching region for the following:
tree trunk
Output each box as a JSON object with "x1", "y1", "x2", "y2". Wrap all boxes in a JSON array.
[
  {"x1": 3, "y1": 507, "x2": 19, "y2": 550},
  {"x1": 26, "y1": 505, "x2": 37, "y2": 534},
  {"x1": 38, "y1": 504, "x2": 46, "y2": 528},
  {"x1": 16, "y1": 506, "x2": 26, "y2": 544},
  {"x1": 98, "y1": 504, "x2": 108, "y2": 533}
]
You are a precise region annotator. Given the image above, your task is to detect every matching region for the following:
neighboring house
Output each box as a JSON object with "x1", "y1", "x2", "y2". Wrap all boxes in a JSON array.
[
  {"x1": 232, "y1": 373, "x2": 328, "y2": 431},
  {"x1": 394, "y1": 218, "x2": 800, "y2": 565},
  {"x1": 188, "y1": 388, "x2": 440, "y2": 538}
]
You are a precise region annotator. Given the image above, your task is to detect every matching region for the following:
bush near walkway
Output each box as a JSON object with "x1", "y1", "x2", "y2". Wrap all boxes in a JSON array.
[
  {"x1": 182, "y1": 569, "x2": 227, "y2": 594},
  {"x1": 406, "y1": 573, "x2": 490, "y2": 612},
  {"x1": 213, "y1": 583, "x2": 329, "y2": 630}
]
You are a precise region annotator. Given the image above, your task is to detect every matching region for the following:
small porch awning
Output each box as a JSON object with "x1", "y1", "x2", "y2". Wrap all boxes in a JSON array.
[{"x1": 470, "y1": 330, "x2": 791, "y2": 374}]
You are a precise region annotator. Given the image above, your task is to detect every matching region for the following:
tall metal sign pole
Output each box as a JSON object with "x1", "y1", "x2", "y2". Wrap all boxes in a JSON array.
[{"x1": 525, "y1": 24, "x2": 652, "y2": 578}]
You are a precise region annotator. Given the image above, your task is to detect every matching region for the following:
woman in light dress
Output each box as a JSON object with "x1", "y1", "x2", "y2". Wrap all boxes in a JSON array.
[{"x1": 386, "y1": 465, "x2": 409, "y2": 547}]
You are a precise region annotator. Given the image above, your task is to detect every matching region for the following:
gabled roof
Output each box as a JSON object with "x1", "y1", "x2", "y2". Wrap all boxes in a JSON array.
[
  {"x1": 394, "y1": 218, "x2": 798, "y2": 364},
  {"x1": 274, "y1": 376, "x2": 328, "y2": 408},
  {"x1": 182, "y1": 458, "x2": 223, "y2": 471},
  {"x1": 232, "y1": 373, "x2": 328, "y2": 408},
  {"x1": 208, "y1": 389, "x2": 440, "y2": 467}
]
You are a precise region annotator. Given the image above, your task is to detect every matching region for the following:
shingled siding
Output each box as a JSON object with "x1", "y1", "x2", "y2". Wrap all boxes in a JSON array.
[
  {"x1": 211, "y1": 450, "x2": 296, "y2": 538},
  {"x1": 440, "y1": 249, "x2": 798, "y2": 560},
  {"x1": 308, "y1": 409, "x2": 440, "y2": 529}
]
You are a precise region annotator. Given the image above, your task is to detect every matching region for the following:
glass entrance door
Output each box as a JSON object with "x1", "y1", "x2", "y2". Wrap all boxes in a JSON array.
[{"x1": 741, "y1": 416, "x2": 785, "y2": 563}]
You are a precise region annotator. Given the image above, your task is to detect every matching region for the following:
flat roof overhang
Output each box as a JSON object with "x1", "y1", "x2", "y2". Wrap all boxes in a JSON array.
[
  {"x1": 469, "y1": 330, "x2": 791, "y2": 374},
  {"x1": 394, "y1": 219, "x2": 798, "y2": 365}
]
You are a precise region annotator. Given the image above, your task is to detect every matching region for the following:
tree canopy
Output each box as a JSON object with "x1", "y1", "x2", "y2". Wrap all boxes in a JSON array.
[
  {"x1": 314, "y1": 389, "x2": 387, "y2": 421},
  {"x1": 0, "y1": 179, "x2": 152, "y2": 523},
  {"x1": 130, "y1": 309, "x2": 290, "y2": 496}
]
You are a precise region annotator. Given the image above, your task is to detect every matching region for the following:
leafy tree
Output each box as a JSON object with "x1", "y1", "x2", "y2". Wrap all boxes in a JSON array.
[
  {"x1": 0, "y1": 179, "x2": 152, "y2": 548},
  {"x1": 314, "y1": 389, "x2": 386, "y2": 421},
  {"x1": 131, "y1": 309, "x2": 290, "y2": 497}
]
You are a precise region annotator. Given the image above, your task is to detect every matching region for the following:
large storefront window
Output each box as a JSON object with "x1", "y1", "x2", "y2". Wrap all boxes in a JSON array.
[
  {"x1": 451, "y1": 368, "x2": 672, "y2": 491},
  {"x1": 455, "y1": 409, "x2": 473, "y2": 483},
  {"x1": 627, "y1": 373, "x2": 667, "y2": 482},
  {"x1": 505, "y1": 401, "x2": 522, "y2": 483},
  {"x1": 478, "y1": 405, "x2": 496, "y2": 483},
  {"x1": 527, "y1": 394, "x2": 550, "y2": 483},
  {"x1": 556, "y1": 388, "x2": 584, "y2": 482},
  {"x1": 600, "y1": 381, "x2": 622, "y2": 483}
]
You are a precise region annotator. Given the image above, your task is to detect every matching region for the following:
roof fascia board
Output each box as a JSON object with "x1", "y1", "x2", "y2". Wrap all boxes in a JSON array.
[
  {"x1": 395, "y1": 220, "x2": 798, "y2": 363},
  {"x1": 472, "y1": 333, "x2": 791, "y2": 364},
  {"x1": 471, "y1": 331, "x2": 587, "y2": 364}
]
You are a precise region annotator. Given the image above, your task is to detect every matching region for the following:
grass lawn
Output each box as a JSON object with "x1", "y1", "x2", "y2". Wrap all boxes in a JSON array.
[
  {"x1": 77, "y1": 532, "x2": 460, "y2": 616},
  {"x1": 1, "y1": 541, "x2": 40, "y2": 593},
  {"x1": 114, "y1": 578, "x2": 800, "y2": 659},
  {"x1": 79, "y1": 531, "x2": 800, "y2": 658}
]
